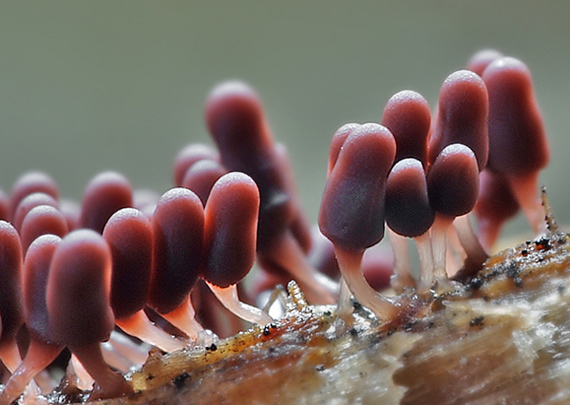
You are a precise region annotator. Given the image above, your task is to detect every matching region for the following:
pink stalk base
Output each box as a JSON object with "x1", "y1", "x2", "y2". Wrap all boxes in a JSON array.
[
  {"x1": 445, "y1": 246, "x2": 461, "y2": 277},
  {"x1": 0, "y1": 340, "x2": 23, "y2": 373},
  {"x1": 509, "y1": 172, "x2": 546, "y2": 234},
  {"x1": 161, "y1": 296, "x2": 204, "y2": 340},
  {"x1": 100, "y1": 342, "x2": 133, "y2": 373},
  {"x1": 69, "y1": 354, "x2": 94, "y2": 391},
  {"x1": 423, "y1": 215, "x2": 457, "y2": 294},
  {"x1": 260, "y1": 285, "x2": 288, "y2": 314},
  {"x1": 208, "y1": 283, "x2": 273, "y2": 325},
  {"x1": 334, "y1": 247, "x2": 402, "y2": 323},
  {"x1": 0, "y1": 339, "x2": 61, "y2": 405},
  {"x1": 109, "y1": 330, "x2": 150, "y2": 366},
  {"x1": 446, "y1": 226, "x2": 467, "y2": 264},
  {"x1": 116, "y1": 310, "x2": 187, "y2": 353},
  {"x1": 414, "y1": 232, "x2": 434, "y2": 290},
  {"x1": 264, "y1": 229, "x2": 337, "y2": 304},
  {"x1": 0, "y1": 340, "x2": 45, "y2": 402},
  {"x1": 335, "y1": 278, "x2": 354, "y2": 326},
  {"x1": 445, "y1": 227, "x2": 465, "y2": 277},
  {"x1": 70, "y1": 343, "x2": 133, "y2": 400},
  {"x1": 454, "y1": 214, "x2": 489, "y2": 267},
  {"x1": 387, "y1": 228, "x2": 415, "y2": 293}
]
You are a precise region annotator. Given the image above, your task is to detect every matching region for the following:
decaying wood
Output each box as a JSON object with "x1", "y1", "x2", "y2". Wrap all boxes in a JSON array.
[{"x1": 42, "y1": 226, "x2": 570, "y2": 404}]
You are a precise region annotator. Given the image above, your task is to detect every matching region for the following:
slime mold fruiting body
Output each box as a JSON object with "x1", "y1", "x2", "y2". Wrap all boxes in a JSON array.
[{"x1": 0, "y1": 49, "x2": 564, "y2": 404}]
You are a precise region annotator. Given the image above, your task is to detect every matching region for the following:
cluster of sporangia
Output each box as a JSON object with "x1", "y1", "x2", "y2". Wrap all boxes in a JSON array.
[{"x1": 0, "y1": 49, "x2": 550, "y2": 403}]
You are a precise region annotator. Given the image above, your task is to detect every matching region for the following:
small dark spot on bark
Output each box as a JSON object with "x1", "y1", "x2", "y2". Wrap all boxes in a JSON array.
[
  {"x1": 470, "y1": 316, "x2": 484, "y2": 327},
  {"x1": 403, "y1": 322, "x2": 414, "y2": 332},
  {"x1": 470, "y1": 278, "x2": 484, "y2": 290},
  {"x1": 173, "y1": 372, "x2": 190, "y2": 390},
  {"x1": 505, "y1": 261, "x2": 521, "y2": 285},
  {"x1": 349, "y1": 327, "x2": 358, "y2": 337},
  {"x1": 535, "y1": 237, "x2": 550, "y2": 250}
]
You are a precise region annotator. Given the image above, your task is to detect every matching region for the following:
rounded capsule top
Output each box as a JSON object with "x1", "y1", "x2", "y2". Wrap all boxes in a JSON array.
[
  {"x1": 103, "y1": 208, "x2": 153, "y2": 320},
  {"x1": 10, "y1": 172, "x2": 59, "y2": 220},
  {"x1": 381, "y1": 90, "x2": 431, "y2": 165},
  {"x1": 327, "y1": 123, "x2": 361, "y2": 175},
  {"x1": 173, "y1": 143, "x2": 220, "y2": 187},
  {"x1": 13, "y1": 192, "x2": 59, "y2": 232},
  {"x1": 46, "y1": 229, "x2": 115, "y2": 348},
  {"x1": 385, "y1": 158, "x2": 434, "y2": 237},
  {"x1": 20, "y1": 205, "x2": 68, "y2": 253},
  {"x1": 79, "y1": 171, "x2": 133, "y2": 233},
  {"x1": 205, "y1": 81, "x2": 275, "y2": 163},
  {"x1": 319, "y1": 123, "x2": 396, "y2": 252},
  {"x1": 205, "y1": 81, "x2": 294, "y2": 251},
  {"x1": 149, "y1": 188, "x2": 204, "y2": 314},
  {"x1": 202, "y1": 172, "x2": 260, "y2": 288},
  {"x1": 427, "y1": 144, "x2": 480, "y2": 217},
  {"x1": 0, "y1": 221, "x2": 24, "y2": 342},
  {"x1": 466, "y1": 49, "x2": 504, "y2": 76},
  {"x1": 181, "y1": 159, "x2": 227, "y2": 205},
  {"x1": 482, "y1": 57, "x2": 549, "y2": 176},
  {"x1": 429, "y1": 70, "x2": 489, "y2": 171},
  {"x1": 23, "y1": 234, "x2": 61, "y2": 342}
]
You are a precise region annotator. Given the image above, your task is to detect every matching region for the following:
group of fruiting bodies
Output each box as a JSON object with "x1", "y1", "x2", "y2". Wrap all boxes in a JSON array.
[{"x1": 0, "y1": 49, "x2": 550, "y2": 403}]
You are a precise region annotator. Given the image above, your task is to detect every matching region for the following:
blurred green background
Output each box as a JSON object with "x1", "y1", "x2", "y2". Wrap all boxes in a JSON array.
[{"x1": 0, "y1": 1, "x2": 569, "y2": 239}]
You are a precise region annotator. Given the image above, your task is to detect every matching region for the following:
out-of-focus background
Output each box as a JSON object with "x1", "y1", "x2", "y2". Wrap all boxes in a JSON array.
[{"x1": 0, "y1": 1, "x2": 569, "y2": 240}]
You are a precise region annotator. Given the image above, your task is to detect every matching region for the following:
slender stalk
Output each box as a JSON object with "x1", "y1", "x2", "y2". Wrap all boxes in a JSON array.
[
  {"x1": 265, "y1": 229, "x2": 337, "y2": 304},
  {"x1": 509, "y1": 172, "x2": 545, "y2": 234},
  {"x1": 454, "y1": 214, "x2": 489, "y2": 267},
  {"x1": 387, "y1": 228, "x2": 415, "y2": 292},
  {"x1": 161, "y1": 296, "x2": 204, "y2": 340},
  {"x1": 426, "y1": 215, "x2": 456, "y2": 294},
  {"x1": 116, "y1": 310, "x2": 187, "y2": 353},
  {"x1": 334, "y1": 247, "x2": 401, "y2": 322},
  {"x1": 71, "y1": 343, "x2": 132, "y2": 400},
  {"x1": 0, "y1": 339, "x2": 61, "y2": 405},
  {"x1": 208, "y1": 283, "x2": 273, "y2": 325}
]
